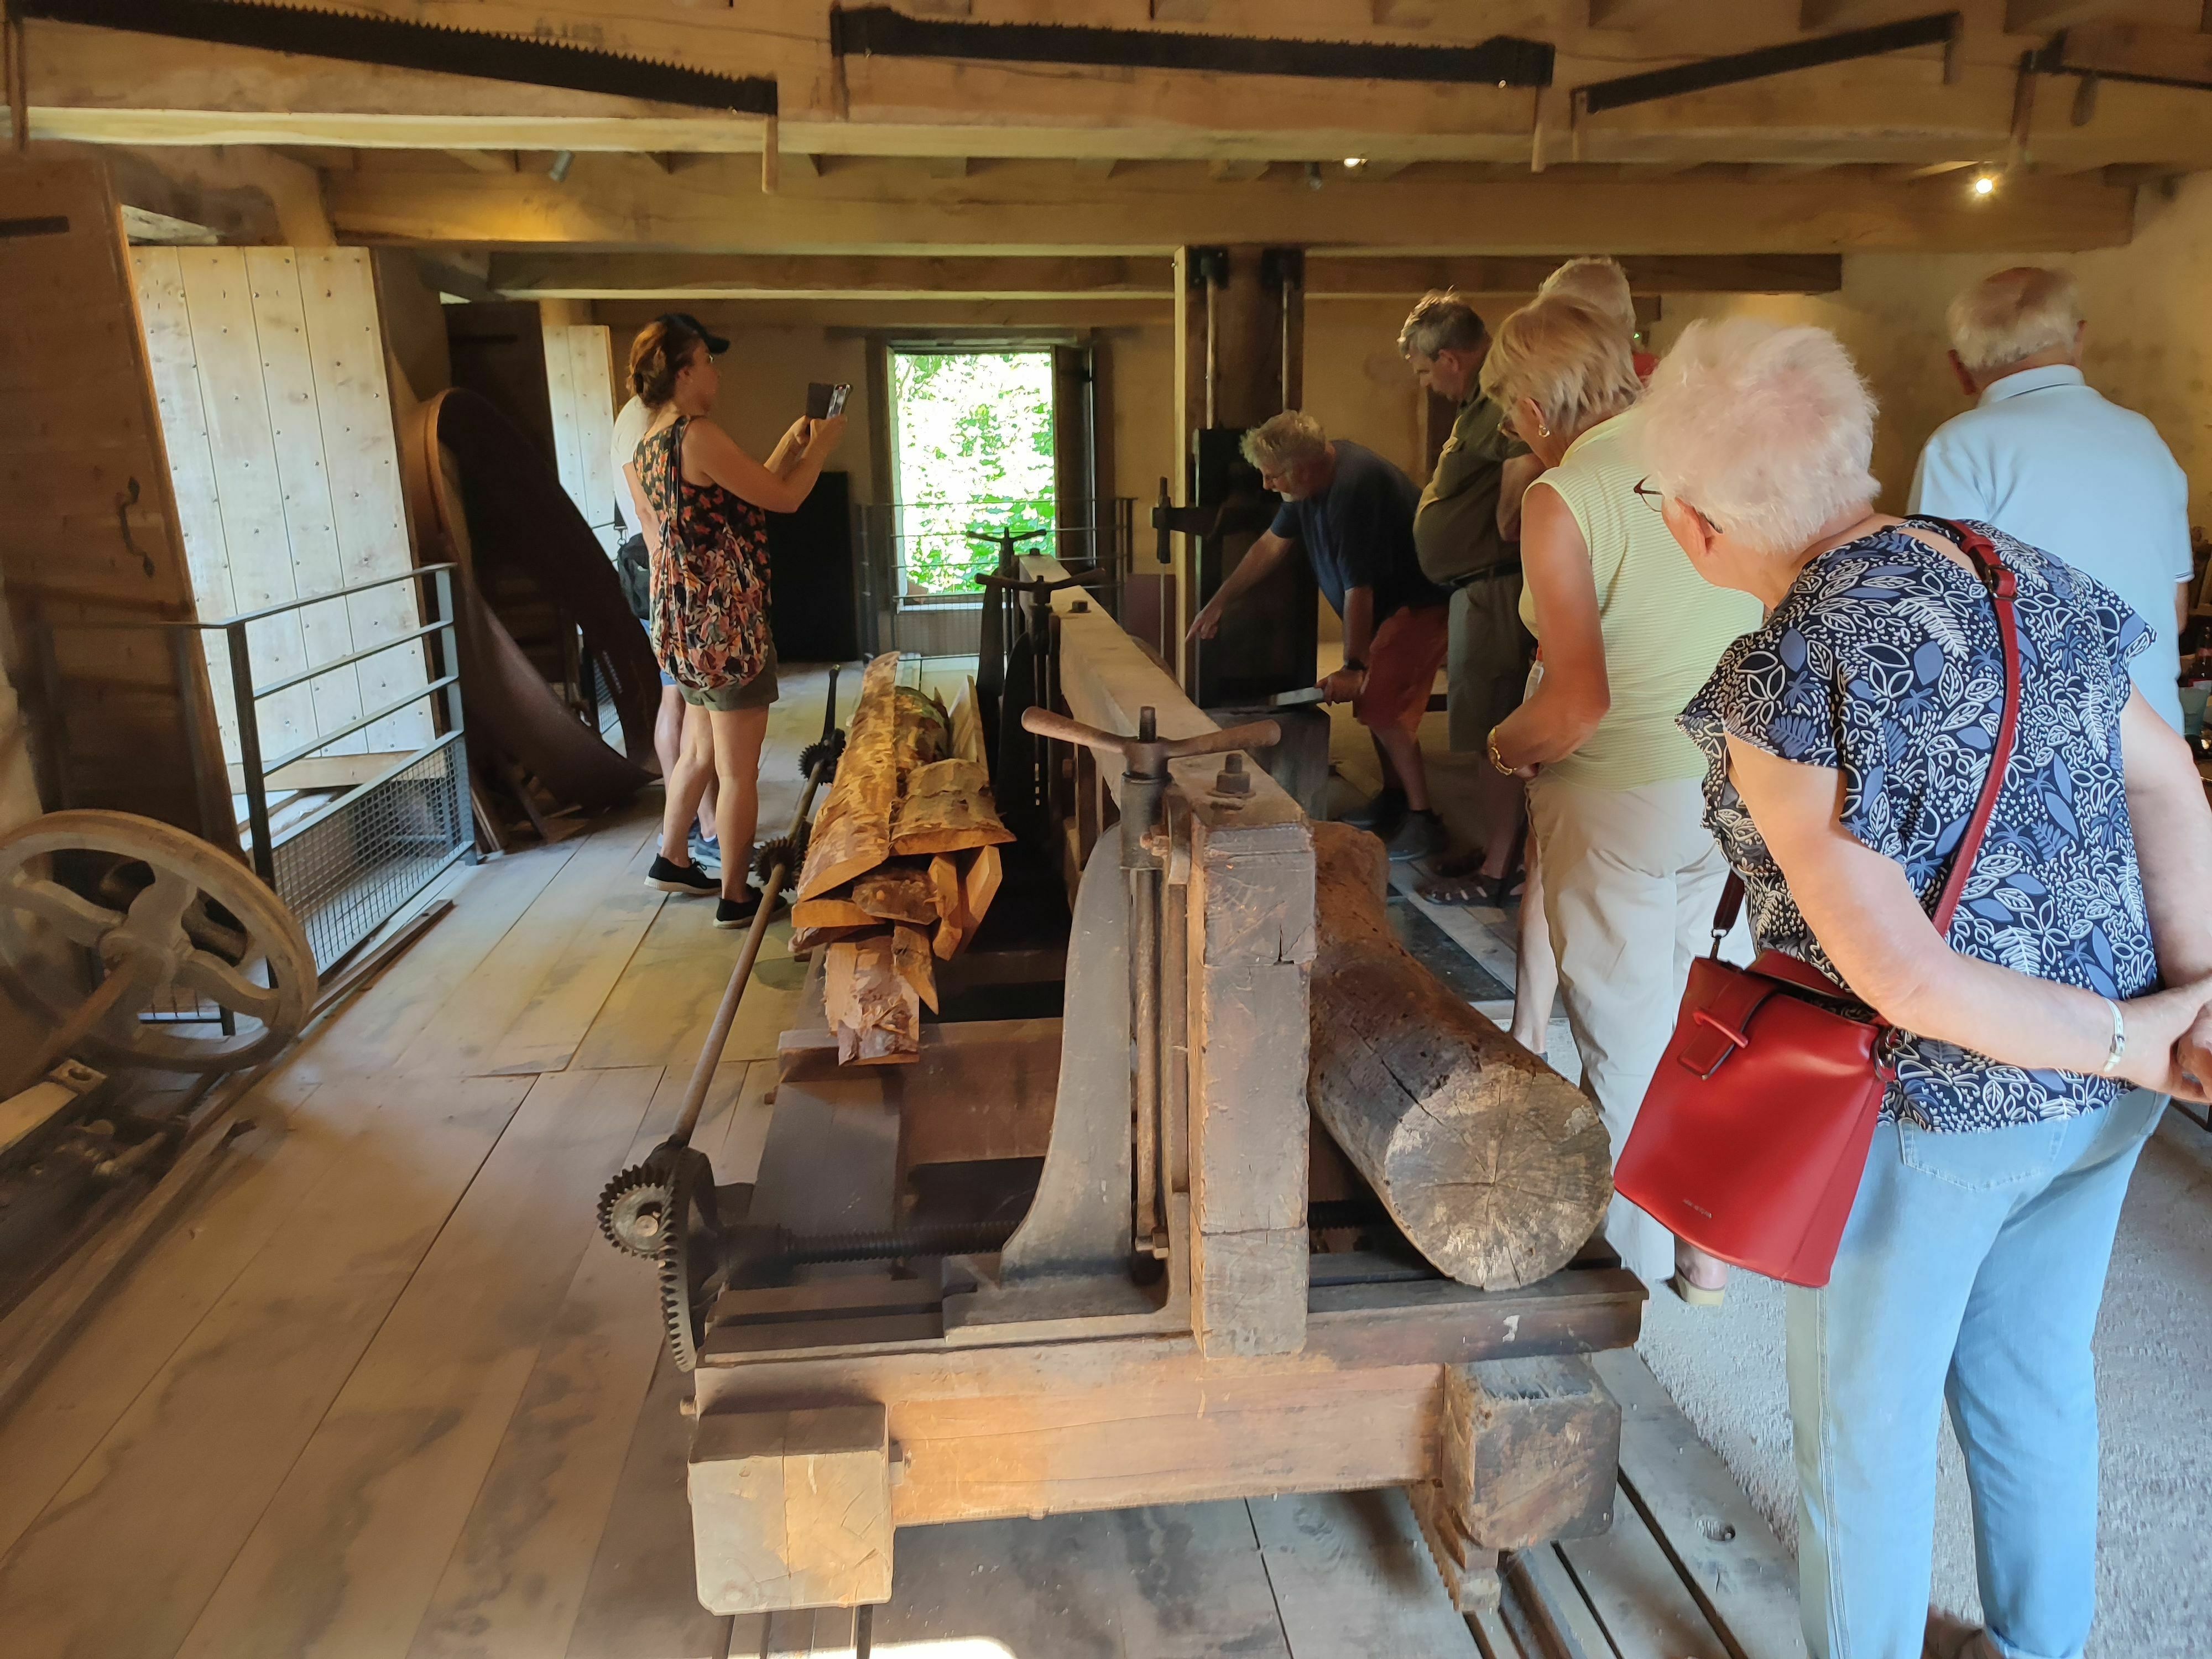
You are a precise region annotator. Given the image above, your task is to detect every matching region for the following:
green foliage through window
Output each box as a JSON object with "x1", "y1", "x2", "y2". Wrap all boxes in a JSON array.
[{"x1": 890, "y1": 349, "x2": 1056, "y2": 597}]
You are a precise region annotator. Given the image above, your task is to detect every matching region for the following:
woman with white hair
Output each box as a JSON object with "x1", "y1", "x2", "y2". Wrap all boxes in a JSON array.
[
  {"x1": 1478, "y1": 298, "x2": 1763, "y2": 1298},
  {"x1": 1641, "y1": 315, "x2": 2212, "y2": 1659}
]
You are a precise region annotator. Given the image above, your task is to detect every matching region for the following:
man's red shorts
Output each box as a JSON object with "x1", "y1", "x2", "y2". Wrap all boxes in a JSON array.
[{"x1": 1352, "y1": 603, "x2": 1449, "y2": 737}]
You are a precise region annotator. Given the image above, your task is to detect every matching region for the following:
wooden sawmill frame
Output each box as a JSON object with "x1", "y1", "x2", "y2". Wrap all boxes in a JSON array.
[{"x1": 684, "y1": 563, "x2": 1646, "y2": 1619}]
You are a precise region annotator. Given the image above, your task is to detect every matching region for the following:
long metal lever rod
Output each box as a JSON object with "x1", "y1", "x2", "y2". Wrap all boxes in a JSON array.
[
  {"x1": 1020, "y1": 707, "x2": 1281, "y2": 772},
  {"x1": 669, "y1": 663, "x2": 842, "y2": 1148}
]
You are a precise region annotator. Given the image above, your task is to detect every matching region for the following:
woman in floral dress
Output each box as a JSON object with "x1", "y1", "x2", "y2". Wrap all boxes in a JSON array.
[{"x1": 622, "y1": 314, "x2": 846, "y2": 926}]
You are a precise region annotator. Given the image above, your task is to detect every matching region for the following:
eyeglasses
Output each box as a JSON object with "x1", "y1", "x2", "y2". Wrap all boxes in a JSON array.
[{"x1": 1632, "y1": 477, "x2": 1665, "y2": 514}]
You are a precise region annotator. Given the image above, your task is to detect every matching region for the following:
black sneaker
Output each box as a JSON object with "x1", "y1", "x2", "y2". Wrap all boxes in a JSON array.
[
  {"x1": 1340, "y1": 786, "x2": 1408, "y2": 831},
  {"x1": 714, "y1": 886, "x2": 764, "y2": 930},
  {"x1": 1385, "y1": 810, "x2": 1449, "y2": 863},
  {"x1": 646, "y1": 855, "x2": 718, "y2": 896}
]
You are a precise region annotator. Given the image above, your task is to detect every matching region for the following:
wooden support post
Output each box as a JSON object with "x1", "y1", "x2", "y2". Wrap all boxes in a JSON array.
[
  {"x1": 689, "y1": 1405, "x2": 893, "y2": 1615},
  {"x1": 1411, "y1": 1356, "x2": 1620, "y2": 1611},
  {"x1": 1185, "y1": 810, "x2": 1314, "y2": 1358}
]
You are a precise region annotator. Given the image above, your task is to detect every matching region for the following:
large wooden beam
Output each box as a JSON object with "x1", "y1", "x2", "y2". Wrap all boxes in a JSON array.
[
  {"x1": 1307, "y1": 252, "x2": 1844, "y2": 294},
  {"x1": 486, "y1": 251, "x2": 1175, "y2": 299},
  {"x1": 22, "y1": 8, "x2": 2212, "y2": 170},
  {"x1": 325, "y1": 156, "x2": 2135, "y2": 254}
]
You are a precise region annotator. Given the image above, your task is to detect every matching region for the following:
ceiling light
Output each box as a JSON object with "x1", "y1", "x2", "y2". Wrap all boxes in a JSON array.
[
  {"x1": 548, "y1": 149, "x2": 576, "y2": 184},
  {"x1": 1306, "y1": 161, "x2": 1324, "y2": 191},
  {"x1": 1343, "y1": 156, "x2": 1367, "y2": 169},
  {"x1": 1970, "y1": 171, "x2": 1998, "y2": 197}
]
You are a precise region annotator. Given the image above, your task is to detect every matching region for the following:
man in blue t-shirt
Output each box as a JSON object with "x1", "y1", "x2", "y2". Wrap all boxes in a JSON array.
[{"x1": 1186, "y1": 410, "x2": 1451, "y2": 860}]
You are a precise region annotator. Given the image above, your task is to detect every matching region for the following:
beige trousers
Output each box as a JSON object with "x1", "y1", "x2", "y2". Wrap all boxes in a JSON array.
[{"x1": 1526, "y1": 771, "x2": 1729, "y2": 1287}]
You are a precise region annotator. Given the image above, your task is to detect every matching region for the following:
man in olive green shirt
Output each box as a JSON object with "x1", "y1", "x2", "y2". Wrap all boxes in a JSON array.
[{"x1": 1400, "y1": 291, "x2": 1536, "y2": 904}]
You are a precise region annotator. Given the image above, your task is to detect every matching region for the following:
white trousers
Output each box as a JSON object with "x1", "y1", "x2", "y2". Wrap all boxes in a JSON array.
[{"x1": 1526, "y1": 771, "x2": 1729, "y2": 1287}]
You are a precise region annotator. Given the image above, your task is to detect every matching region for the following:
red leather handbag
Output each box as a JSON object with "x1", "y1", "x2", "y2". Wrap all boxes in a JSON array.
[{"x1": 1615, "y1": 520, "x2": 2022, "y2": 1287}]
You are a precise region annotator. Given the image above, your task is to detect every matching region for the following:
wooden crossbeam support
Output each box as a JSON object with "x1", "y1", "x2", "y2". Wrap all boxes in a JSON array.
[
  {"x1": 445, "y1": 149, "x2": 518, "y2": 174},
  {"x1": 2043, "y1": 21, "x2": 2212, "y2": 88},
  {"x1": 2006, "y1": 0, "x2": 2132, "y2": 29},
  {"x1": 326, "y1": 161, "x2": 2133, "y2": 254}
]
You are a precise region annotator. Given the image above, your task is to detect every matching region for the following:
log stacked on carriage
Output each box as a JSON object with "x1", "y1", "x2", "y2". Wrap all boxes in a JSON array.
[{"x1": 791, "y1": 651, "x2": 1012, "y2": 1064}]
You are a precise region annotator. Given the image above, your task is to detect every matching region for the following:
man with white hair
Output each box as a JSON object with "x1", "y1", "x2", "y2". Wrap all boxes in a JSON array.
[
  {"x1": 1910, "y1": 265, "x2": 2194, "y2": 732},
  {"x1": 1188, "y1": 410, "x2": 1451, "y2": 859}
]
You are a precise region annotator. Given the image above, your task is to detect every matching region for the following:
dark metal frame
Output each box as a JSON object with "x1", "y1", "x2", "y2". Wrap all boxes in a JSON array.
[{"x1": 1577, "y1": 11, "x2": 1960, "y2": 117}]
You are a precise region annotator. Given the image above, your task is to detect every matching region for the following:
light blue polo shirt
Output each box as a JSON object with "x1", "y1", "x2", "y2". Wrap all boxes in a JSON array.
[{"x1": 1908, "y1": 364, "x2": 2193, "y2": 732}]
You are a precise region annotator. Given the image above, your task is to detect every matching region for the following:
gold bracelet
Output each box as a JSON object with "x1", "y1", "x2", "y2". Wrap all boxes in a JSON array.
[{"x1": 1487, "y1": 727, "x2": 1515, "y2": 775}]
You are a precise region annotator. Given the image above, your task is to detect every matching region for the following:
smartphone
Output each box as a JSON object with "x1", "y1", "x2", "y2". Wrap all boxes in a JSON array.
[{"x1": 806, "y1": 382, "x2": 851, "y2": 420}]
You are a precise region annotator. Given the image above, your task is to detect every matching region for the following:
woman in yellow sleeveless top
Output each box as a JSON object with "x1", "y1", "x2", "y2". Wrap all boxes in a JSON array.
[{"x1": 1478, "y1": 299, "x2": 1764, "y2": 1302}]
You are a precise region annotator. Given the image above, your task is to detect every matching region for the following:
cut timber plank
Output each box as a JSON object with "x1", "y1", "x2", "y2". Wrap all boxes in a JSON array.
[
  {"x1": 851, "y1": 863, "x2": 935, "y2": 924},
  {"x1": 0, "y1": 1074, "x2": 533, "y2": 1659},
  {"x1": 1508, "y1": 1545, "x2": 1616, "y2": 1659},
  {"x1": 892, "y1": 922, "x2": 937, "y2": 1014},
  {"x1": 1248, "y1": 1489, "x2": 1481, "y2": 1656},
  {"x1": 1557, "y1": 1491, "x2": 1733, "y2": 1659},
  {"x1": 790, "y1": 896, "x2": 872, "y2": 931},
  {"x1": 795, "y1": 651, "x2": 899, "y2": 900},
  {"x1": 889, "y1": 757, "x2": 1014, "y2": 856},
  {"x1": 823, "y1": 935, "x2": 920, "y2": 1066},
  {"x1": 171, "y1": 1068, "x2": 661, "y2": 1659},
  {"x1": 961, "y1": 842, "x2": 1003, "y2": 934},
  {"x1": 873, "y1": 1499, "x2": 1291, "y2": 1657},
  {"x1": 926, "y1": 853, "x2": 966, "y2": 958},
  {"x1": 1591, "y1": 1349, "x2": 1804, "y2": 1659},
  {"x1": 405, "y1": 1061, "x2": 766, "y2": 1659}
]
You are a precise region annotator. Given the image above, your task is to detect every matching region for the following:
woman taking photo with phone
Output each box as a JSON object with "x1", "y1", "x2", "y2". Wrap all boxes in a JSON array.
[{"x1": 623, "y1": 312, "x2": 847, "y2": 926}]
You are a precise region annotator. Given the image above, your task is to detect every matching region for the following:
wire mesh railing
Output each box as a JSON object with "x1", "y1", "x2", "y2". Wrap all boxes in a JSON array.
[{"x1": 28, "y1": 566, "x2": 474, "y2": 978}]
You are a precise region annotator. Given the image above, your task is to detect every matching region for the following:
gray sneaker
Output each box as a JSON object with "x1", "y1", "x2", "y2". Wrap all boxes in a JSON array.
[
  {"x1": 688, "y1": 828, "x2": 722, "y2": 871},
  {"x1": 1384, "y1": 810, "x2": 1448, "y2": 863}
]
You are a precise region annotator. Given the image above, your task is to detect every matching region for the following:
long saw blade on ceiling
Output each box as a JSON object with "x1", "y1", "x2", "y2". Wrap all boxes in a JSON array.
[{"x1": 18, "y1": 0, "x2": 778, "y2": 114}]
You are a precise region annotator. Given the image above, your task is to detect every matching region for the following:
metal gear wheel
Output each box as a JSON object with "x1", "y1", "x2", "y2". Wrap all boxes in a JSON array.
[
  {"x1": 658, "y1": 1155, "x2": 708, "y2": 1371},
  {"x1": 750, "y1": 832, "x2": 806, "y2": 894},
  {"x1": 797, "y1": 729, "x2": 847, "y2": 782},
  {"x1": 596, "y1": 1161, "x2": 675, "y2": 1258}
]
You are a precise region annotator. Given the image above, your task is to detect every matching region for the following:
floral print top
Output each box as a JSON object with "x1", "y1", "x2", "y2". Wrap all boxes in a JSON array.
[
  {"x1": 1679, "y1": 519, "x2": 2156, "y2": 1131},
  {"x1": 635, "y1": 415, "x2": 773, "y2": 692}
]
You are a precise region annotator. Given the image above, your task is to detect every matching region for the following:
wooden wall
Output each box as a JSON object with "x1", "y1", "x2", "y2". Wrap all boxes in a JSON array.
[
  {"x1": 130, "y1": 247, "x2": 430, "y2": 770},
  {"x1": 0, "y1": 155, "x2": 233, "y2": 847},
  {"x1": 544, "y1": 324, "x2": 622, "y2": 554}
]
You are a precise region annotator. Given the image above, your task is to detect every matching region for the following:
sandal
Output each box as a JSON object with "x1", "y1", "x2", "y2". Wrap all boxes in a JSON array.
[{"x1": 1416, "y1": 863, "x2": 1525, "y2": 908}]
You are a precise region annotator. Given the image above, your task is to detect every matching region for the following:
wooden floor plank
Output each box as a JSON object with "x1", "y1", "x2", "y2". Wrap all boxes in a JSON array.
[
  {"x1": 404, "y1": 1064, "x2": 763, "y2": 1659},
  {"x1": 394, "y1": 812, "x2": 662, "y2": 1078},
  {"x1": 171, "y1": 1067, "x2": 663, "y2": 1659},
  {"x1": 1248, "y1": 1489, "x2": 1480, "y2": 1658},
  {"x1": 1590, "y1": 1349, "x2": 1804, "y2": 1659},
  {"x1": 0, "y1": 1073, "x2": 533, "y2": 1659},
  {"x1": 0, "y1": 1071, "x2": 338, "y2": 1559},
  {"x1": 561, "y1": 1348, "x2": 734, "y2": 1659},
  {"x1": 289, "y1": 838, "x2": 585, "y2": 1082},
  {"x1": 569, "y1": 899, "x2": 806, "y2": 1075},
  {"x1": 482, "y1": 838, "x2": 671, "y2": 1076},
  {"x1": 874, "y1": 1500, "x2": 1291, "y2": 1658},
  {"x1": 1558, "y1": 1489, "x2": 1732, "y2": 1659}
]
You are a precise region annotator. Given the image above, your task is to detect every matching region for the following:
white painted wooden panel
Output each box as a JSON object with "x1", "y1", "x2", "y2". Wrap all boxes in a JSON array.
[{"x1": 545, "y1": 324, "x2": 622, "y2": 555}]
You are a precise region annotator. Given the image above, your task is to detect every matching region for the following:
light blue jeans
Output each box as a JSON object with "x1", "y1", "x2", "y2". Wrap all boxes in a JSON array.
[{"x1": 1786, "y1": 1088, "x2": 2166, "y2": 1659}]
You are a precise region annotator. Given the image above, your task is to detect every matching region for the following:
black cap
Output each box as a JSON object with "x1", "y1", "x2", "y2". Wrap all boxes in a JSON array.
[{"x1": 660, "y1": 311, "x2": 731, "y2": 356}]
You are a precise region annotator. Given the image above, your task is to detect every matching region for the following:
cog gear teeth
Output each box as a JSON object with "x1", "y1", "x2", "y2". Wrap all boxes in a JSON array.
[
  {"x1": 658, "y1": 1157, "x2": 705, "y2": 1373},
  {"x1": 597, "y1": 1163, "x2": 675, "y2": 1258},
  {"x1": 798, "y1": 731, "x2": 846, "y2": 782},
  {"x1": 750, "y1": 833, "x2": 806, "y2": 893}
]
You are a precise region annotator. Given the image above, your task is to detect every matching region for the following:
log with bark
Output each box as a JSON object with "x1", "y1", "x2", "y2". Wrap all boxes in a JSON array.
[
  {"x1": 794, "y1": 656, "x2": 1014, "y2": 1065},
  {"x1": 1308, "y1": 822, "x2": 1612, "y2": 1290}
]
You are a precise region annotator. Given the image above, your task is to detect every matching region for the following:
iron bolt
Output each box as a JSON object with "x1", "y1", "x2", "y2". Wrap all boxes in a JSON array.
[
  {"x1": 1212, "y1": 753, "x2": 1253, "y2": 796},
  {"x1": 1070, "y1": 599, "x2": 1089, "y2": 613}
]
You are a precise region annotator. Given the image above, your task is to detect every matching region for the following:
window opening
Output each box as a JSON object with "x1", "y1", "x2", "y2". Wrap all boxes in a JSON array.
[{"x1": 887, "y1": 348, "x2": 1056, "y2": 604}]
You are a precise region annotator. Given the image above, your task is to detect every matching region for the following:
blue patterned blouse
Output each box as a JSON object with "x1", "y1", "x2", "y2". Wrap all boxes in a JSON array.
[{"x1": 1679, "y1": 519, "x2": 2156, "y2": 1131}]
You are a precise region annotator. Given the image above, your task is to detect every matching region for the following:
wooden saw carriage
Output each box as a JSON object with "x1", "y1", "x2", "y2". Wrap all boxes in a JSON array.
[{"x1": 655, "y1": 562, "x2": 1645, "y2": 1620}]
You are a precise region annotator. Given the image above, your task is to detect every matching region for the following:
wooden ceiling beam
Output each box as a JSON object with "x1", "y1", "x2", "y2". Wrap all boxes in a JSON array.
[
  {"x1": 323, "y1": 158, "x2": 2135, "y2": 255},
  {"x1": 2004, "y1": 1, "x2": 2138, "y2": 29},
  {"x1": 479, "y1": 249, "x2": 1848, "y2": 301}
]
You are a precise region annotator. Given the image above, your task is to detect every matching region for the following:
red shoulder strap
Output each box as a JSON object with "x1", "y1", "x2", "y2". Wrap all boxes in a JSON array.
[{"x1": 1708, "y1": 517, "x2": 2022, "y2": 952}]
